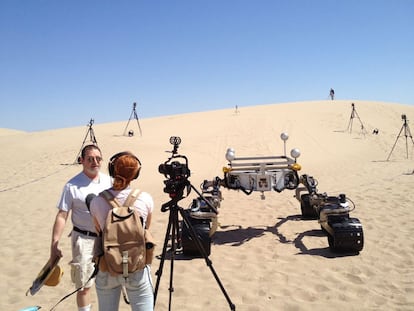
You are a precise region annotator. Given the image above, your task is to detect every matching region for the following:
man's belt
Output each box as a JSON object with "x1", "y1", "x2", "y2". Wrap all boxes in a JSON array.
[{"x1": 73, "y1": 226, "x2": 98, "y2": 237}]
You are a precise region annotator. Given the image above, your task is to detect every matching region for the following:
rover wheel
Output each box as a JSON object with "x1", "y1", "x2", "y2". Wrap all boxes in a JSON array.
[
  {"x1": 300, "y1": 194, "x2": 318, "y2": 219},
  {"x1": 327, "y1": 234, "x2": 336, "y2": 250}
]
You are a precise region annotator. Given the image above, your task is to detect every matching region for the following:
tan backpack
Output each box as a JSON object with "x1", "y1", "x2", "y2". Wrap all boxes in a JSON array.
[{"x1": 99, "y1": 189, "x2": 146, "y2": 277}]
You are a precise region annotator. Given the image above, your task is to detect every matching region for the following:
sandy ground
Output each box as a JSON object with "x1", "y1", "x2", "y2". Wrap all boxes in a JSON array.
[{"x1": 1, "y1": 100, "x2": 413, "y2": 311}]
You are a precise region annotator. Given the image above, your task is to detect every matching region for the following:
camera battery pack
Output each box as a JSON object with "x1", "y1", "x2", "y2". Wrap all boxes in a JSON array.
[{"x1": 181, "y1": 210, "x2": 212, "y2": 256}]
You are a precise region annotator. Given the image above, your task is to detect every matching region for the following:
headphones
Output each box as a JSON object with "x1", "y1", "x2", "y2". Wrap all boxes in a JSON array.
[{"x1": 108, "y1": 151, "x2": 142, "y2": 179}]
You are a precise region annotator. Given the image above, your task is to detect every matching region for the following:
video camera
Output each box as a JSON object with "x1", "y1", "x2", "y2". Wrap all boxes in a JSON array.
[
  {"x1": 159, "y1": 161, "x2": 190, "y2": 180},
  {"x1": 159, "y1": 136, "x2": 191, "y2": 197}
]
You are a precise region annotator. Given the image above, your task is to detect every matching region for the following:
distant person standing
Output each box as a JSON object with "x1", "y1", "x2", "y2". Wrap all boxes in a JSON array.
[{"x1": 329, "y1": 88, "x2": 335, "y2": 100}]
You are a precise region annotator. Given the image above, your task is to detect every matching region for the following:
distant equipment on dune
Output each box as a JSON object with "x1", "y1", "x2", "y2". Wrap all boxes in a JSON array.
[
  {"x1": 387, "y1": 114, "x2": 414, "y2": 161},
  {"x1": 74, "y1": 118, "x2": 98, "y2": 164},
  {"x1": 346, "y1": 103, "x2": 368, "y2": 136},
  {"x1": 123, "y1": 102, "x2": 142, "y2": 137}
]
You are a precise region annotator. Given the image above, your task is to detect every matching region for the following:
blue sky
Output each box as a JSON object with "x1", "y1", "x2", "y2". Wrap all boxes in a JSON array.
[{"x1": 1, "y1": 1, "x2": 413, "y2": 132}]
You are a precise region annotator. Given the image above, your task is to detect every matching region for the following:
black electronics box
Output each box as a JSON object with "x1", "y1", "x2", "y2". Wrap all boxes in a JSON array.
[{"x1": 181, "y1": 210, "x2": 212, "y2": 256}]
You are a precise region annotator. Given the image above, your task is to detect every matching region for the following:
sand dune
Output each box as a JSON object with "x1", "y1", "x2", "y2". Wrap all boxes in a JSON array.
[{"x1": 1, "y1": 100, "x2": 413, "y2": 310}]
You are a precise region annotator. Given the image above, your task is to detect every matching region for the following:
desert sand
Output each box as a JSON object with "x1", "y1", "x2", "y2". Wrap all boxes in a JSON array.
[{"x1": 1, "y1": 100, "x2": 413, "y2": 311}]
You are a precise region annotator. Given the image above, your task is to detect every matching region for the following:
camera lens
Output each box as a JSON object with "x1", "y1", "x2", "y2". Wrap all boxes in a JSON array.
[{"x1": 158, "y1": 164, "x2": 167, "y2": 174}]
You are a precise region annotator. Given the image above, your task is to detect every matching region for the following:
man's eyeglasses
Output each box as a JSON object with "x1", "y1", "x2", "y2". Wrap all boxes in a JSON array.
[{"x1": 86, "y1": 156, "x2": 103, "y2": 163}]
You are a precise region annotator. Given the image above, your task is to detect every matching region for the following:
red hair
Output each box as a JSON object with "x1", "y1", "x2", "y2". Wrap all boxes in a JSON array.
[{"x1": 112, "y1": 154, "x2": 141, "y2": 190}]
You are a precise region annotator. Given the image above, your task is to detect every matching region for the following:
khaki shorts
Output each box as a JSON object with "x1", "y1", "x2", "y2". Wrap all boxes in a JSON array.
[{"x1": 70, "y1": 231, "x2": 96, "y2": 289}]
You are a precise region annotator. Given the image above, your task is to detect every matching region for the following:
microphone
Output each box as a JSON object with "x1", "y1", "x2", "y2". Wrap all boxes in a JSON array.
[{"x1": 85, "y1": 193, "x2": 96, "y2": 211}]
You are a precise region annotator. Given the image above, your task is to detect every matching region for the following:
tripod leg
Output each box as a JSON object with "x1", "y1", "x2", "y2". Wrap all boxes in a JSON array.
[
  {"x1": 154, "y1": 210, "x2": 173, "y2": 305},
  {"x1": 89, "y1": 128, "x2": 98, "y2": 144},
  {"x1": 154, "y1": 208, "x2": 179, "y2": 311},
  {"x1": 406, "y1": 124, "x2": 414, "y2": 143},
  {"x1": 134, "y1": 111, "x2": 143, "y2": 136},
  {"x1": 406, "y1": 125, "x2": 414, "y2": 153},
  {"x1": 167, "y1": 210, "x2": 179, "y2": 311},
  {"x1": 402, "y1": 123, "x2": 414, "y2": 159},
  {"x1": 74, "y1": 126, "x2": 95, "y2": 164},
  {"x1": 387, "y1": 125, "x2": 405, "y2": 161},
  {"x1": 405, "y1": 129, "x2": 409, "y2": 159},
  {"x1": 123, "y1": 111, "x2": 134, "y2": 136},
  {"x1": 179, "y1": 207, "x2": 236, "y2": 310},
  {"x1": 347, "y1": 113, "x2": 354, "y2": 133},
  {"x1": 354, "y1": 110, "x2": 367, "y2": 135}
]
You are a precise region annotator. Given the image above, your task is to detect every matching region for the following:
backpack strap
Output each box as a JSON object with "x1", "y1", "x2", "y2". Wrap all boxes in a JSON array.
[
  {"x1": 100, "y1": 189, "x2": 142, "y2": 220},
  {"x1": 124, "y1": 188, "x2": 142, "y2": 207},
  {"x1": 100, "y1": 189, "x2": 141, "y2": 208},
  {"x1": 100, "y1": 190, "x2": 120, "y2": 210}
]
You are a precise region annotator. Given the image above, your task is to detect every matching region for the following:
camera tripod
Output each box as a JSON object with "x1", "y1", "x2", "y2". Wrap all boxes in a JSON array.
[
  {"x1": 346, "y1": 103, "x2": 368, "y2": 135},
  {"x1": 123, "y1": 102, "x2": 142, "y2": 136},
  {"x1": 73, "y1": 119, "x2": 98, "y2": 164},
  {"x1": 386, "y1": 114, "x2": 414, "y2": 161},
  {"x1": 153, "y1": 184, "x2": 236, "y2": 311}
]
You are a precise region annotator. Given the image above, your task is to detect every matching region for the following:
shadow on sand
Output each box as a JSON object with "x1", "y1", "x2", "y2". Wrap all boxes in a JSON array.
[{"x1": 213, "y1": 214, "x2": 360, "y2": 258}]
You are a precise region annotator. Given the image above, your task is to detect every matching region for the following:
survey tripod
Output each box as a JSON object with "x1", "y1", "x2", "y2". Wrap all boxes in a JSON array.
[
  {"x1": 346, "y1": 103, "x2": 367, "y2": 135},
  {"x1": 123, "y1": 102, "x2": 142, "y2": 136},
  {"x1": 387, "y1": 114, "x2": 414, "y2": 160},
  {"x1": 153, "y1": 138, "x2": 235, "y2": 311},
  {"x1": 74, "y1": 118, "x2": 98, "y2": 164}
]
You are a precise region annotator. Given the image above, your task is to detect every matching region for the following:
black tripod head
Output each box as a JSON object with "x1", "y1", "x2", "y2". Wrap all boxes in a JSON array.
[
  {"x1": 160, "y1": 184, "x2": 189, "y2": 212},
  {"x1": 402, "y1": 114, "x2": 408, "y2": 126}
]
